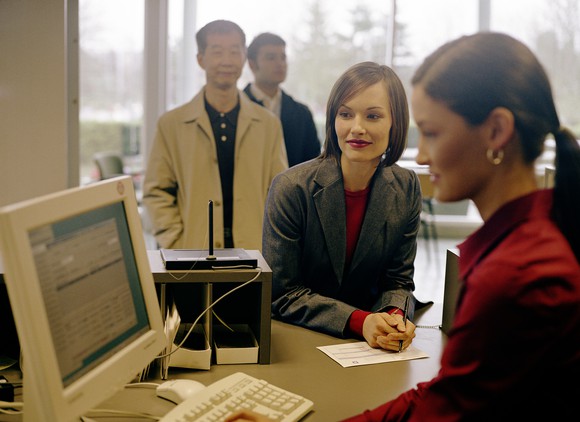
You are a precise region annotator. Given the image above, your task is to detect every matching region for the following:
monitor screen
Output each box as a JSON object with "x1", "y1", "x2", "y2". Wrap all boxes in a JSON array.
[{"x1": 0, "y1": 176, "x2": 166, "y2": 422}]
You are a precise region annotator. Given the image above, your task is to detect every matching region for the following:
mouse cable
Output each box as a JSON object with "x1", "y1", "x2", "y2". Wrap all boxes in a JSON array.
[
  {"x1": 155, "y1": 267, "x2": 263, "y2": 360},
  {"x1": 124, "y1": 382, "x2": 161, "y2": 389},
  {"x1": 212, "y1": 309, "x2": 234, "y2": 332},
  {"x1": 83, "y1": 408, "x2": 161, "y2": 420}
]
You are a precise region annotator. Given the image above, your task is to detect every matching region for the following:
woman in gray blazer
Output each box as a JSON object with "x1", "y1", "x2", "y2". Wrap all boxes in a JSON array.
[{"x1": 263, "y1": 62, "x2": 421, "y2": 352}]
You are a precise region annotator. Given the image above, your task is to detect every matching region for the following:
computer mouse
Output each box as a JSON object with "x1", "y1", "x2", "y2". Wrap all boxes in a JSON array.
[{"x1": 156, "y1": 379, "x2": 206, "y2": 404}]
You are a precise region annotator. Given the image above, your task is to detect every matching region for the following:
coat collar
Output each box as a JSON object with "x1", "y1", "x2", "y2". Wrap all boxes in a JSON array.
[
  {"x1": 458, "y1": 189, "x2": 554, "y2": 281},
  {"x1": 180, "y1": 88, "x2": 264, "y2": 144}
]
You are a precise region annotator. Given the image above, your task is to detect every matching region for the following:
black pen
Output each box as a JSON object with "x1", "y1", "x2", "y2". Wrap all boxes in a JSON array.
[{"x1": 398, "y1": 296, "x2": 410, "y2": 353}]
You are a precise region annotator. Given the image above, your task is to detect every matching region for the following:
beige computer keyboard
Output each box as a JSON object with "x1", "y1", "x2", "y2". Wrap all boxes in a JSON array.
[{"x1": 159, "y1": 372, "x2": 313, "y2": 422}]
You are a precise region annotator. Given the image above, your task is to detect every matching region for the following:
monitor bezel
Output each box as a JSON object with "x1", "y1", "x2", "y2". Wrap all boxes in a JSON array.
[{"x1": 0, "y1": 176, "x2": 166, "y2": 422}]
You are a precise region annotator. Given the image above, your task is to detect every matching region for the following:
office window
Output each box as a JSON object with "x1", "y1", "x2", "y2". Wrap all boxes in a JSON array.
[
  {"x1": 490, "y1": 0, "x2": 580, "y2": 136},
  {"x1": 168, "y1": 0, "x2": 398, "y2": 124},
  {"x1": 79, "y1": 0, "x2": 579, "y2": 185},
  {"x1": 79, "y1": 0, "x2": 145, "y2": 184}
]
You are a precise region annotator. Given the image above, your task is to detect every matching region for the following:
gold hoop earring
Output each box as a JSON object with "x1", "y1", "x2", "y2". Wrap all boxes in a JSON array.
[{"x1": 486, "y1": 148, "x2": 504, "y2": 165}]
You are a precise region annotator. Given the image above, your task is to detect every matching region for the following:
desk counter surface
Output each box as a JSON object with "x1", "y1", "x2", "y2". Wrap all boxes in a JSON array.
[
  {"x1": 1, "y1": 252, "x2": 444, "y2": 421},
  {"x1": 101, "y1": 312, "x2": 444, "y2": 422},
  {"x1": 0, "y1": 318, "x2": 444, "y2": 422}
]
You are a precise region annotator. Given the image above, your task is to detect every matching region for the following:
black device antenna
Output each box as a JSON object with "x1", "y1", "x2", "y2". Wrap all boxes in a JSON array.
[{"x1": 207, "y1": 200, "x2": 216, "y2": 260}]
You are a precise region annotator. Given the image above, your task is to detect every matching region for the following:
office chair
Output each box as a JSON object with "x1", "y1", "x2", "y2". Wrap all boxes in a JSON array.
[
  {"x1": 93, "y1": 151, "x2": 125, "y2": 180},
  {"x1": 92, "y1": 152, "x2": 155, "y2": 243}
]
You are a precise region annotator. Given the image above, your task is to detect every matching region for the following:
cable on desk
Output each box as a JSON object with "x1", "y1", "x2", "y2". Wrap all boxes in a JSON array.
[
  {"x1": 1, "y1": 400, "x2": 161, "y2": 419},
  {"x1": 213, "y1": 309, "x2": 234, "y2": 332},
  {"x1": 156, "y1": 267, "x2": 263, "y2": 360},
  {"x1": 84, "y1": 408, "x2": 161, "y2": 420},
  {"x1": 168, "y1": 229, "x2": 210, "y2": 277},
  {"x1": 125, "y1": 382, "x2": 160, "y2": 390}
]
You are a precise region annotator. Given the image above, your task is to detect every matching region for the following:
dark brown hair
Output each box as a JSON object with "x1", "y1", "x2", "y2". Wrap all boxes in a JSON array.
[
  {"x1": 247, "y1": 32, "x2": 285, "y2": 62},
  {"x1": 320, "y1": 61, "x2": 409, "y2": 167},
  {"x1": 412, "y1": 32, "x2": 580, "y2": 260}
]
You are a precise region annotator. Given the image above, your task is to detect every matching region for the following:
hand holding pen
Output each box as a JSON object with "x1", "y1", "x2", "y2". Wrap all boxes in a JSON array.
[{"x1": 361, "y1": 296, "x2": 415, "y2": 351}]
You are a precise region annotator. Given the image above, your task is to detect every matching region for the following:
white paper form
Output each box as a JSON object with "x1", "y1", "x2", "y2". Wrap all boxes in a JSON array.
[{"x1": 318, "y1": 341, "x2": 429, "y2": 368}]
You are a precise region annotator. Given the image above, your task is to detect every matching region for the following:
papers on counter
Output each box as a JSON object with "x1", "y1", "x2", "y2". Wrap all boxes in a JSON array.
[{"x1": 318, "y1": 341, "x2": 429, "y2": 368}]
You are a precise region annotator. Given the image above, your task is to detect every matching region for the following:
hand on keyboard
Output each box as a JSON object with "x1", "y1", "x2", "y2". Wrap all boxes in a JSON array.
[{"x1": 225, "y1": 409, "x2": 273, "y2": 422}]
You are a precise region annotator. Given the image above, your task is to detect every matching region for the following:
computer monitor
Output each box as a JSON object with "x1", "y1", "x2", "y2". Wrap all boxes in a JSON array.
[
  {"x1": 441, "y1": 248, "x2": 460, "y2": 335},
  {"x1": 0, "y1": 176, "x2": 166, "y2": 422}
]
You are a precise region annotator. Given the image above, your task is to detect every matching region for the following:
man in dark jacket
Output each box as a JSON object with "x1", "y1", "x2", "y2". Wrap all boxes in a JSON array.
[{"x1": 244, "y1": 33, "x2": 321, "y2": 167}]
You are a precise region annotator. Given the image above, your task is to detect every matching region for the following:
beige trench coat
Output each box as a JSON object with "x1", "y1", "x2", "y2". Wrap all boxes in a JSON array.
[{"x1": 143, "y1": 89, "x2": 288, "y2": 250}]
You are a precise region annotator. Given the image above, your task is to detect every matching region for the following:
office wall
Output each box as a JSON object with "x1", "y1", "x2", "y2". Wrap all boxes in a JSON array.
[{"x1": 0, "y1": 0, "x2": 78, "y2": 207}]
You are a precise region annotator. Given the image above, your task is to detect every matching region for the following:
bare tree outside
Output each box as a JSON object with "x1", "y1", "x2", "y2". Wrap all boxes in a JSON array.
[
  {"x1": 78, "y1": 0, "x2": 580, "y2": 184},
  {"x1": 285, "y1": 0, "x2": 405, "y2": 134},
  {"x1": 534, "y1": 0, "x2": 580, "y2": 131}
]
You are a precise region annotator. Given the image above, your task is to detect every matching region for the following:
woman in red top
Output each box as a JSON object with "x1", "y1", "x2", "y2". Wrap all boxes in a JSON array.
[
  {"x1": 227, "y1": 32, "x2": 580, "y2": 422},
  {"x1": 341, "y1": 32, "x2": 580, "y2": 421}
]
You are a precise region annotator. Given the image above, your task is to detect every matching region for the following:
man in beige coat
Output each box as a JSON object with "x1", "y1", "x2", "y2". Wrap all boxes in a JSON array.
[{"x1": 143, "y1": 20, "x2": 288, "y2": 251}]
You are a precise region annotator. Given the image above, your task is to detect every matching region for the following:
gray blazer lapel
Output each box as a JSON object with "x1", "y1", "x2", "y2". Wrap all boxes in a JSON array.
[
  {"x1": 313, "y1": 160, "x2": 346, "y2": 283},
  {"x1": 350, "y1": 166, "x2": 394, "y2": 272}
]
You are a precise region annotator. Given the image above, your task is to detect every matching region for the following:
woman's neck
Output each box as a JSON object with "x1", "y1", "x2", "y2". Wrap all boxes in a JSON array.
[
  {"x1": 473, "y1": 163, "x2": 538, "y2": 222},
  {"x1": 341, "y1": 158, "x2": 379, "y2": 192}
]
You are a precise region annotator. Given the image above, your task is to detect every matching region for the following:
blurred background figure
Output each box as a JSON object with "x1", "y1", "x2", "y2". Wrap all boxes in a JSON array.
[
  {"x1": 244, "y1": 32, "x2": 321, "y2": 167},
  {"x1": 143, "y1": 20, "x2": 287, "y2": 251}
]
